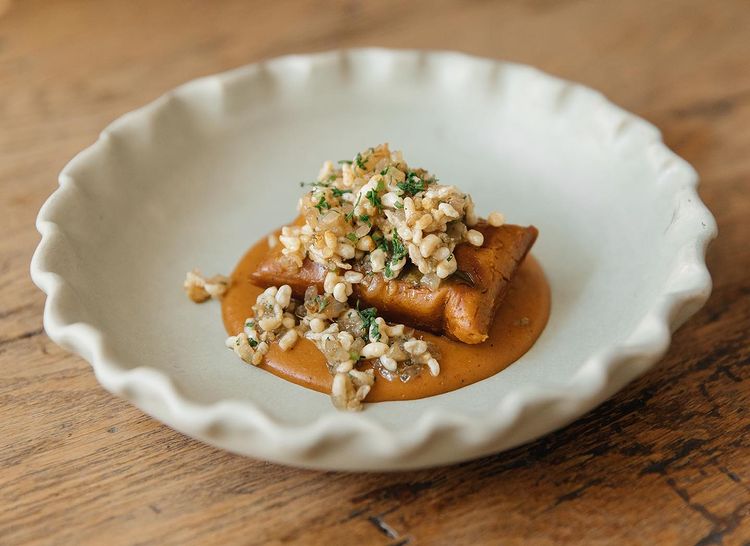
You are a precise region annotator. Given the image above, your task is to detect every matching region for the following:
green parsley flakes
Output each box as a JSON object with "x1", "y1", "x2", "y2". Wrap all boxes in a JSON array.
[
  {"x1": 332, "y1": 187, "x2": 351, "y2": 198},
  {"x1": 397, "y1": 172, "x2": 426, "y2": 196},
  {"x1": 365, "y1": 189, "x2": 382, "y2": 210},
  {"x1": 315, "y1": 195, "x2": 330, "y2": 212}
]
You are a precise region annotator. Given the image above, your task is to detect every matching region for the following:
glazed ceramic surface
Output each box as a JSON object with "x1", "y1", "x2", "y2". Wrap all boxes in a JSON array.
[{"x1": 31, "y1": 49, "x2": 716, "y2": 470}]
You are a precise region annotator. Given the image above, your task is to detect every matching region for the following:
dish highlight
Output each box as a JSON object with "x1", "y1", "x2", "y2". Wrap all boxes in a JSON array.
[{"x1": 187, "y1": 144, "x2": 549, "y2": 410}]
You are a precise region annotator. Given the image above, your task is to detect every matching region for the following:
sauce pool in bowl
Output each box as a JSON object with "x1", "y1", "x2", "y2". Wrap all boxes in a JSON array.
[{"x1": 222, "y1": 236, "x2": 551, "y2": 402}]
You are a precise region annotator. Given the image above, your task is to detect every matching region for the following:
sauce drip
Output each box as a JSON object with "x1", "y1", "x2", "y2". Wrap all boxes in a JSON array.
[{"x1": 222, "y1": 237, "x2": 550, "y2": 402}]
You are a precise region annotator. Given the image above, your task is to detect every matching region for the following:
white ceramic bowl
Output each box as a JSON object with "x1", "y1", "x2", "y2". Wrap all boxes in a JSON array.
[{"x1": 31, "y1": 49, "x2": 716, "y2": 471}]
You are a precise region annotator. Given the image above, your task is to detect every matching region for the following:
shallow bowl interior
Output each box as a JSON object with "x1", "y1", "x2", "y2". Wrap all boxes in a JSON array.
[{"x1": 32, "y1": 49, "x2": 715, "y2": 470}]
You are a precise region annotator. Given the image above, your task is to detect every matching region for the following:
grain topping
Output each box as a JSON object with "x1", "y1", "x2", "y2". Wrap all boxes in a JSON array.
[
  {"x1": 224, "y1": 284, "x2": 440, "y2": 411},
  {"x1": 278, "y1": 144, "x2": 505, "y2": 297}
]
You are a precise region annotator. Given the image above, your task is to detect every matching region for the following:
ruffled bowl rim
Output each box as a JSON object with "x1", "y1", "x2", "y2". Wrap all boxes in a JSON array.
[{"x1": 30, "y1": 48, "x2": 717, "y2": 470}]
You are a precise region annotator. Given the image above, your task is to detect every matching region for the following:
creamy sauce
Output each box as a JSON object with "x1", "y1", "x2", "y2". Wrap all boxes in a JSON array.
[{"x1": 222, "y1": 237, "x2": 550, "y2": 402}]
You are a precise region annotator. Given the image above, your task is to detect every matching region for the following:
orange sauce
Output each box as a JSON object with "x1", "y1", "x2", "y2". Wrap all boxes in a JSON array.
[{"x1": 222, "y1": 238, "x2": 550, "y2": 401}]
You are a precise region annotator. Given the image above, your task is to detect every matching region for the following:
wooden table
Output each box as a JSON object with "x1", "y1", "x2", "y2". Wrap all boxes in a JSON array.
[{"x1": 2, "y1": 1, "x2": 748, "y2": 544}]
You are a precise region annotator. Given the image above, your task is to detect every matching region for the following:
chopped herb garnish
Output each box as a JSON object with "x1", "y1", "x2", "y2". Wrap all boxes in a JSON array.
[
  {"x1": 372, "y1": 232, "x2": 388, "y2": 252},
  {"x1": 349, "y1": 351, "x2": 362, "y2": 362},
  {"x1": 248, "y1": 337, "x2": 259, "y2": 348},
  {"x1": 365, "y1": 189, "x2": 382, "y2": 210},
  {"x1": 447, "y1": 254, "x2": 453, "y2": 261},
  {"x1": 397, "y1": 172, "x2": 426, "y2": 196},
  {"x1": 359, "y1": 214, "x2": 371, "y2": 226},
  {"x1": 355, "y1": 153, "x2": 367, "y2": 170},
  {"x1": 391, "y1": 231, "x2": 407, "y2": 263},
  {"x1": 337, "y1": 159, "x2": 353, "y2": 165},
  {"x1": 394, "y1": 200, "x2": 404, "y2": 209},
  {"x1": 369, "y1": 320, "x2": 381, "y2": 342},
  {"x1": 356, "y1": 304, "x2": 379, "y2": 341},
  {"x1": 315, "y1": 195, "x2": 330, "y2": 212},
  {"x1": 331, "y1": 187, "x2": 352, "y2": 198},
  {"x1": 380, "y1": 166, "x2": 389, "y2": 176},
  {"x1": 344, "y1": 193, "x2": 362, "y2": 222},
  {"x1": 379, "y1": 231, "x2": 405, "y2": 279},
  {"x1": 346, "y1": 232, "x2": 358, "y2": 243}
]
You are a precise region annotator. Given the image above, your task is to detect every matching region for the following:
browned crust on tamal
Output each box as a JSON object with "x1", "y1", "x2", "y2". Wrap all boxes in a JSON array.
[{"x1": 251, "y1": 222, "x2": 537, "y2": 344}]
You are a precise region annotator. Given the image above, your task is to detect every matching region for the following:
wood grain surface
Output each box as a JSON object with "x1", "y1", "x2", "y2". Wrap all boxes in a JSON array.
[{"x1": 1, "y1": 1, "x2": 749, "y2": 544}]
